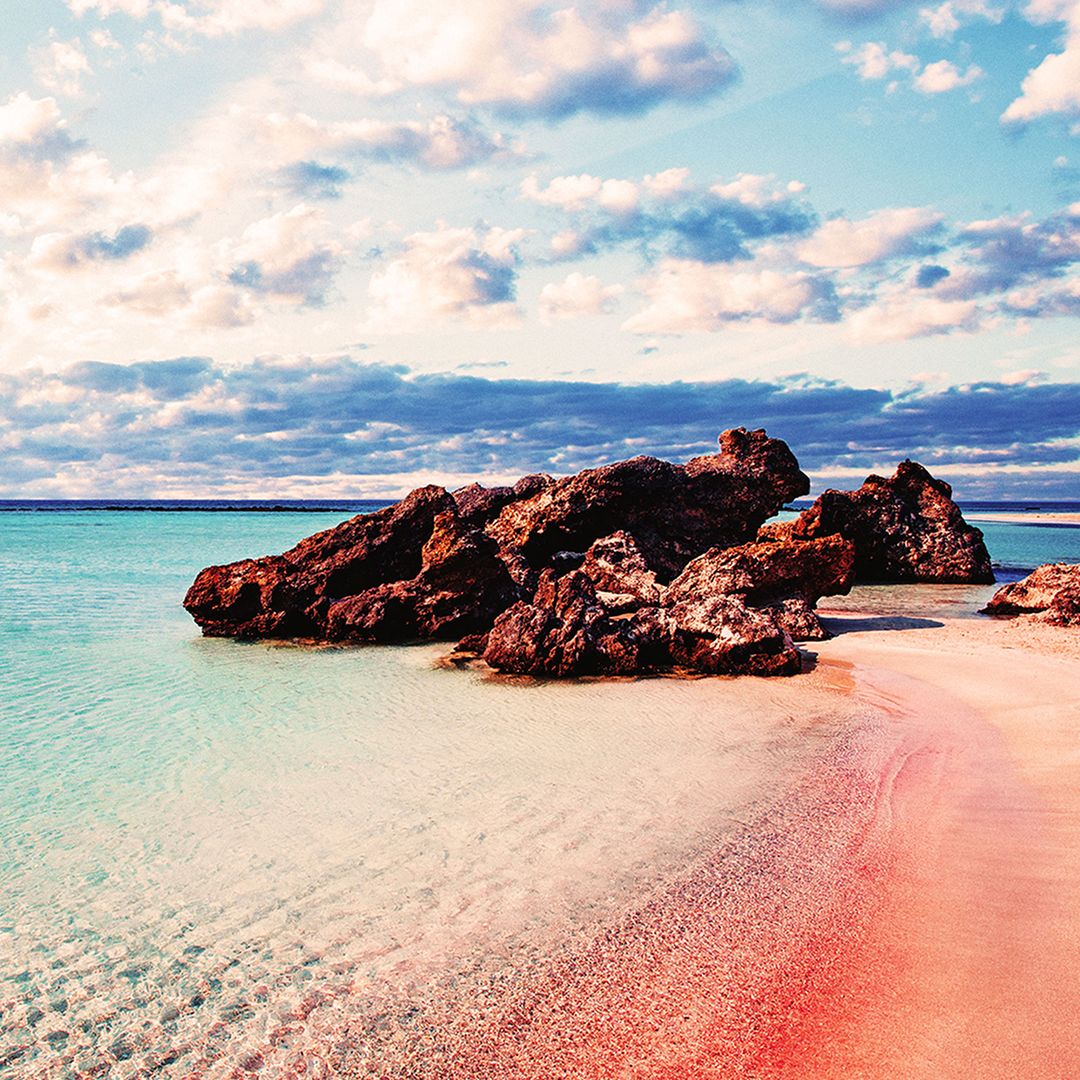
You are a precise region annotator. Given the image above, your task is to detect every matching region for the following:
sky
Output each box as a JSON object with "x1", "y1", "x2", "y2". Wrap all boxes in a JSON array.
[{"x1": 2, "y1": 0, "x2": 1080, "y2": 499}]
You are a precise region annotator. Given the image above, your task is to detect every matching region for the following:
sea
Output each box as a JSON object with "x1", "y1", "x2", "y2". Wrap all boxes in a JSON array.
[{"x1": 1, "y1": 500, "x2": 1078, "y2": 1077}]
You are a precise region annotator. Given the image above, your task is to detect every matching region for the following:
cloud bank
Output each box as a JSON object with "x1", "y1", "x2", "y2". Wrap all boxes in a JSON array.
[{"x1": 3, "y1": 356, "x2": 1078, "y2": 498}]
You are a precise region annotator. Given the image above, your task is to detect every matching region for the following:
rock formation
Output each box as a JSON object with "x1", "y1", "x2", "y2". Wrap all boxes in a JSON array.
[
  {"x1": 184, "y1": 430, "x2": 978, "y2": 678},
  {"x1": 981, "y1": 564, "x2": 1080, "y2": 626},
  {"x1": 185, "y1": 427, "x2": 806, "y2": 651},
  {"x1": 486, "y1": 427, "x2": 809, "y2": 585},
  {"x1": 664, "y1": 535, "x2": 856, "y2": 642},
  {"x1": 477, "y1": 532, "x2": 855, "y2": 678},
  {"x1": 762, "y1": 460, "x2": 993, "y2": 584}
]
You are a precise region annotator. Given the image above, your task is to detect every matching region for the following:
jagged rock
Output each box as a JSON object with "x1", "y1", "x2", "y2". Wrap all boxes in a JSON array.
[
  {"x1": 185, "y1": 428, "x2": 809, "y2": 650},
  {"x1": 481, "y1": 563, "x2": 804, "y2": 679},
  {"x1": 483, "y1": 570, "x2": 649, "y2": 677},
  {"x1": 981, "y1": 564, "x2": 1080, "y2": 626},
  {"x1": 325, "y1": 509, "x2": 519, "y2": 641},
  {"x1": 774, "y1": 461, "x2": 993, "y2": 584},
  {"x1": 764, "y1": 597, "x2": 831, "y2": 642},
  {"x1": 486, "y1": 428, "x2": 809, "y2": 585},
  {"x1": 184, "y1": 430, "x2": 836, "y2": 675},
  {"x1": 184, "y1": 485, "x2": 455, "y2": 638},
  {"x1": 664, "y1": 535, "x2": 855, "y2": 641},
  {"x1": 661, "y1": 595, "x2": 802, "y2": 676},
  {"x1": 452, "y1": 474, "x2": 552, "y2": 527},
  {"x1": 579, "y1": 532, "x2": 663, "y2": 612}
]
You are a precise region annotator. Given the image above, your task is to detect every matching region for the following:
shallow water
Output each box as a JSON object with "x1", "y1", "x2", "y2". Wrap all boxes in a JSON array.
[
  {"x1": 0, "y1": 508, "x2": 1076, "y2": 1077},
  {"x1": 0, "y1": 511, "x2": 861, "y2": 1077}
]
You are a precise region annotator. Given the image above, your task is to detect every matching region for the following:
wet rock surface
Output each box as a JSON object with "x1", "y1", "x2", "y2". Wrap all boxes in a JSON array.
[
  {"x1": 982, "y1": 563, "x2": 1080, "y2": 626},
  {"x1": 184, "y1": 432, "x2": 982, "y2": 676}
]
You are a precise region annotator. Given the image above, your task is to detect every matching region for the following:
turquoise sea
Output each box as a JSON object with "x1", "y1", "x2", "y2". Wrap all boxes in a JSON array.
[{"x1": 1, "y1": 503, "x2": 1078, "y2": 1076}]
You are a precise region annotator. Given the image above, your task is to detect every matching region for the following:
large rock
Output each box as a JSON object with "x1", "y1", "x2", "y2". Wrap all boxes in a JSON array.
[
  {"x1": 482, "y1": 570, "x2": 649, "y2": 677},
  {"x1": 481, "y1": 568, "x2": 803, "y2": 679},
  {"x1": 185, "y1": 428, "x2": 809, "y2": 649},
  {"x1": 578, "y1": 531, "x2": 663, "y2": 611},
  {"x1": 452, "y1": 474, "x2": 552, "y2": 527},
  {"x1": 325, "y1": 509, "x2": 518, "y2": 641},
  {"x1": 660, "y1": 595, "x2": 802, "y2": 677},
  {"x1": 184, "y1": 485, "x2": 455, "y2": 638},
  {"x1": 981, "y1": 564, "x2": 1080, "y2": 626},
  {"x1": 486, "y1": 428, "x2": 808, "y2": 584},
  {"x1": 666, "y1": 536, "x2": 856, "y2": 641},
  {"x1": 768, "y1": 460, "x2": 993, "y2": 584}
]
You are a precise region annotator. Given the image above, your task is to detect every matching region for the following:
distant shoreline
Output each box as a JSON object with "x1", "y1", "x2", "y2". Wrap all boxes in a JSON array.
[
  {"x1": 2, "y1": 500, "x2": 1079, "y2": 518},
  {"x1": 966, "y1": 511, "x2": 1080, "y2": 526}
]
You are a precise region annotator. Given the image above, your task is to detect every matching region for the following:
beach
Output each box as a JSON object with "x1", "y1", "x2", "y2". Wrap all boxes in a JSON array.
[
  {"x1": 966, "y1": 511, "x2": 1080, "y2": 527},
  {"x1": 3, "y1": 509, "x2": 1080, "y2": 1078},
  {"x1": 274, "y1": 607, "x2": 1080, "y2": 1080}
]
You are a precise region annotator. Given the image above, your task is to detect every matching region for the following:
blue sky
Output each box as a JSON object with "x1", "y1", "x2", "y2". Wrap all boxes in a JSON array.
[{"x1": 2, "y1": 0, "x2": 1079, "y2": 497}]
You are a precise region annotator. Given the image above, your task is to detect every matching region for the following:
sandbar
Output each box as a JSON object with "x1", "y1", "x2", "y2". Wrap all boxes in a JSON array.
[{"x1": 965, "y1": 510, "x2": 1080, "y2": 526}]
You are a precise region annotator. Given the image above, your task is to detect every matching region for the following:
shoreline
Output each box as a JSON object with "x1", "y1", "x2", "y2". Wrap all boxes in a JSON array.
[
  {"x1": 252, "y1": 606, "x2": 1080, "y2": 1078},
  {"x1": 966, "y1": 510, "x2": 1080, "y2": 526}
]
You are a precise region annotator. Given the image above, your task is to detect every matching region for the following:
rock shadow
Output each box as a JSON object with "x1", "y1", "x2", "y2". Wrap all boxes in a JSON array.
[{"x1": 819, "y1": 614, "x2": 945, "y2": 635}]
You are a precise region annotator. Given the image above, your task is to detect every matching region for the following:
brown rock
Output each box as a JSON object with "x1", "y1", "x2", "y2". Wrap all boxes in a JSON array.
[
  {"x1": 452, "y1": 474, "x2": 552, "y2": 527},
  {"x1": 665, "y1": 536, "x2": 855, "y2": 641},
  {"x1": 782, "y1": 460, "x2": 993, "y2": 584},
  {"x1": 662, "y1": 594, "x2": 802, "y2": 676},
  {"x1": 579, "y1": 531, "x2": 663, "y2": 610},
  {"x1": 184, "y1": 429, "x2": 821, "y2": 678},
  {"x1": 184, "y1": 485, "x2": 455, "y2": 638},
  {"x1": 486, "y1": 428, "x2": 809, "y2": 584},
  {"x1": 326, "y1": 509, "x2": 519, "y2": 641},
  {"x1": 482, "y1": 566, "x2": 803, "y2": 679},
  {"x1": 482, "y1": 570, "x2": 646, "y2": 677},
  {"x1": 981, "y1": 563, "x2": 1080, "y2": 626}
]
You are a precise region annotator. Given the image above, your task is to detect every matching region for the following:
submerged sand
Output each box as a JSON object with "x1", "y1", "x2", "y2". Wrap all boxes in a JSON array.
[
  {"x1": 131, "y1": 609, "x2": 1079, "y2": 1079},
  {"x1": 299, "y1": 611, "x2": 1080, "y2": 1079}
]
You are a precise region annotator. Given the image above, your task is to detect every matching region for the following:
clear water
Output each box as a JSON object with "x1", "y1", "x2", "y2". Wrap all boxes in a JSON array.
[{"x1": 0, "y1": 507, "x2": 1075, "y2": 1077}]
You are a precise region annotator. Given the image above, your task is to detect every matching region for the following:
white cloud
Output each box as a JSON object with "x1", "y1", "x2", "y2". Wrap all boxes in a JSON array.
[
  {"x1": 68, "y1": 0, "x2": 151, "y2": 15},
  {"x1": 1002, "y1": 1, "x2": 1080, "y2": 123},
  {"x1": 799, "y1": 207, "x2": 944, "y2": 268},
  {"x1": 260, "y1": 110, "x2": 518, "y2": 173},
  {"x1": 105, "y1": 268, "x2": 194, "y2": 316},
  {"x1": 157, "y1": 0, "x2": 326, "y2": 37},
  {"x1": 919, "y1": 1, "x2": 1004, "y2": 39},
  {"x1": 538, "y1": 272, "x2": 623, "y2": 322},
  {"x1": 33, "y1": 39, "x2": 93, "y2": 99},
  {"x1": 521, "y1": 173, "x2": 640, "y2": 213},
  {"x1": 709, "y1": 173, "x2": 807, "y2": 209},
  {"x1": 89, "y1": 29, "x2": 123, "y2": 50},
  {"x1": 223, "y1": 203, "x2": 344, "y2": 305},
  {"x1": 623, "y1": 257, "x2": 836, "y2": 334},
  {"x1": 839, "y1": 39, "x2": 984, "y2": 96},
  {"x1": 310, "y1": 1, "x2": 736, "y2": 119},
  {"x1": 643, "y1": 167, "x2": 693, "y2": 200},
  {"x1": 837, "y1": 41, "x2": 919, "y2": 80},
  {"x1": 68, "y1": 0, "x2": 326, "y2": 35},
  {"x1": 848, "y1": 292, "x2": 981, "y2": 341},
  {"x1": 0, "y1": 92, "x2": 228, "y2": 239},
  {"x1": 913, "y1": 59, "x2": 983, "y2": 93},
  {"x1": 364, "y1": 223, "x2": 526, "y2": 331},
  {"x1": 0, "y1": 92, "x2": 69, "y2": 147}
]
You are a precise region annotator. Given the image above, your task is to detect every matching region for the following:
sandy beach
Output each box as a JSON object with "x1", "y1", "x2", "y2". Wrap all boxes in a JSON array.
[
  {"x1": 284, "y1": 607, "x2": 1080, "y2": 1079},
  {"x1": 966, "y1": 511, "x2": 1080, "y2": 526}
]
